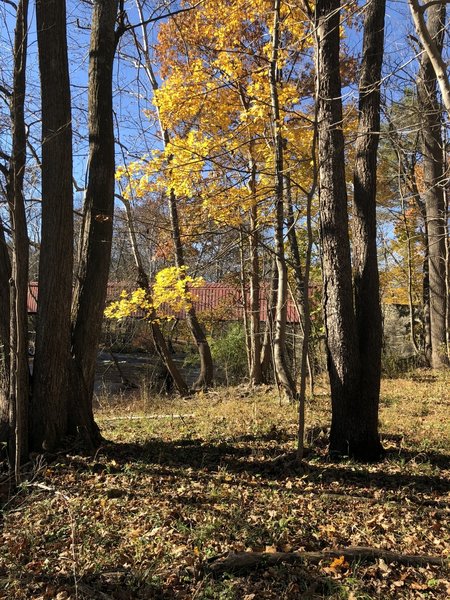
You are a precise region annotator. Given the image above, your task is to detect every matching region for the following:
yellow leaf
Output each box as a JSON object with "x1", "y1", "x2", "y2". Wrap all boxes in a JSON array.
[{"x1": 329, "y1": 555, "x2": 349, "y2": 570}]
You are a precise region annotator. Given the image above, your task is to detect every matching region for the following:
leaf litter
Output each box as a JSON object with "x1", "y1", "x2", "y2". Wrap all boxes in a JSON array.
[{"x1": 0, "y1": 370, "x2": 449, "y2": 599}]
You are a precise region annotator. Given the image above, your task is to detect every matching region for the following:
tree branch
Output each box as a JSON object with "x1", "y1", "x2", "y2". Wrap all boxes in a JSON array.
[
  {"x1": 124, "y1": 1, "x2": 203, "y2": 33},
  {"x1": 0, "y1": 0, "x2": 17, "y2": 11},
  {"x1": 419, "y1": 0, "x2": 450, "y2": 12},
  {"x1": 408, "y1": 0, "x2": 450, "y2": 113},
  {"x1": 0, "y1": 84, "x2": 12, "y2": 98}
]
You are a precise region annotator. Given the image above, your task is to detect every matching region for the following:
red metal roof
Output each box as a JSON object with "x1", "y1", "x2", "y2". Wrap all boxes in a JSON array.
[
  {"x1": 27, "y1": 281, "x2": 301, "y2": 323},
  {"x1": 27, "y1": 282, "x2": 38, "y2": 314}
]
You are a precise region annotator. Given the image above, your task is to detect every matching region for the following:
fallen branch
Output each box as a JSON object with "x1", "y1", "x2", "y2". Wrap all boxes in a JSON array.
[
  {"x1": 99, "y1": 414, "x2": 195, "y2": 421},
  {"x1": 207, "y1": 547, "x2": 448, "y2": 576}
]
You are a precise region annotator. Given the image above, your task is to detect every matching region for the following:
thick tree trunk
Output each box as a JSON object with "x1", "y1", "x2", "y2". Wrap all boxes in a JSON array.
[
  {"x1": 315, "y1": 0, "x2": 385, "y2": 460},
  {"x1": 32, "y1": 0, "x2": 73, "y2": 451},
  {"x1": 269, "y1": 0, "x2": 296, "y2": 400},
  {"x1": 70, "y1": 0, "x2": 119, "y2": 447},
  {"x1": 416, "y1": 2, "x2": 449, "y2": 368},
  {"x1": 8, "y1": 0, "x2": 30, "y2": 470},
  {"x1": 351, "y1": 0, "x2": 386, "y2": 457},
  {"x1": 315, "y1": 0, "x2": 361, "y2": 457}
]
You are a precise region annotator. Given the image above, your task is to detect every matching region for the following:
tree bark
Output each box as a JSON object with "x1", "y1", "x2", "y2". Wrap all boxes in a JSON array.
[
  {"x1": 70, "y1": 0, "x2": 119, "y2": 447},
  {"x1": 351, "y1": 0, "x2": 386, "y2": 456},
  {"x1": 32, "y1": 0, "x2": 73, "y2": 451},
  {"x1": 315, "y1": 0, "x2": 361, "y2": 456},
  {"x1": 416, "y1": 1, "x2": 449, "y2": 368}
]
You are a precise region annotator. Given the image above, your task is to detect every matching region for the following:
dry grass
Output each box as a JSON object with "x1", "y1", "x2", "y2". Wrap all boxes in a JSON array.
[{"x1": 0, "y1": 369, "x2": 449, "y2": 599}]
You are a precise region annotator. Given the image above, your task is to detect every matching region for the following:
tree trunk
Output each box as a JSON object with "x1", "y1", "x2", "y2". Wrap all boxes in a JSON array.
[
  {"x1": 119, "y1": 195, "x2": 188, "y2": 396},
  {"x1": 134, "y1": 5, "x2": 213, "y2": 388},
  {"x1": 32, "y1": 0, "x2": 73, "y2": 451},
  {"x1": 70, "y1": 0, "x2": 119, "y2": 447},
  {"x1": 416, "y1": 1, "x2": 449, "y2": 368},
  {"x1": 269, "y1": 0, "x2": 296, "y2": 400},
  {"x1": 239, "y1": 229, "x2": 252, "y2": 378},
  {"x1": 315, "y1": 0, "x2": 361, "y2": 457},
  {"x1": 7, "y1": 0, "x2": 30, "y2": 471},
  {"x1": 352, "y1": 0, "x2": 386, "y2": 456},
  {"x1": 236, "y1": 88, "x2": 263, "y2": 386},
  {"x1": 408, "y1": 0, "x2": 450, "y2": 115},
  {"x1": 167, "y1": 189, "x2": 214, "y2": 389},
  {"x1": 248, "y1": 201, "x2": 262, "y2": 386},
  {"x1": 0, "y1": 219, "x2": 11, "y2": 444},
  {"x1": 418, "y1": 198, "x2": 432, "y2": 362},
  {"x1": 260, "y1": 258, "x2": 277, "y2": 381}
]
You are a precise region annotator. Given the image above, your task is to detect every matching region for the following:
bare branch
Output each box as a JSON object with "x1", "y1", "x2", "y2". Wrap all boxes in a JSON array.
[
  {"x1": 0, "y1": 84, "x2": 12, "y2": 98},
  {"x1": 0, "y1": 150, "x2": 10, "y2": 163},
  {"x1": 123, "y1": 1, "x2": 203, "y2": 33},
  {"x1": 408, "y1": 0, "x2": 450, "y2": 113},
  {"x1": 419, "y1": 0, "x2": 450, "y2": 12},
  {"x1": 0, "y1": 0, "x2": 17, "y2": 10}
]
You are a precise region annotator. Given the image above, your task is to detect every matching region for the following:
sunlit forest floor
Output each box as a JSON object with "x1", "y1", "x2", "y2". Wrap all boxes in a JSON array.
[{"x1": 1, "y1": 369, "x2": 449, "y2": 599}]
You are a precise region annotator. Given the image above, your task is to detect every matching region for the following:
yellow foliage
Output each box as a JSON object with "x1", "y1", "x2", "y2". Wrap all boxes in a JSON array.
[
  {"x1": 104, "y1": 288, "x2": 153, "y2": 320},
  {"x1": 153, "y1": 266, "x2": 204, "y2": 314},
  {"x1": 104, "y1": 267, "x2": 204, "y2": 322}
]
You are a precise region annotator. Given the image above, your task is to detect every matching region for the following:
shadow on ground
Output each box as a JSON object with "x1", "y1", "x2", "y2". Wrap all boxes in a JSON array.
[
  {"x1": 91, "y1": 434, "x2": 450, "y2": 499},
  {"x1": 27, "y1": 562, "x2": 346, "y2": 600}
]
